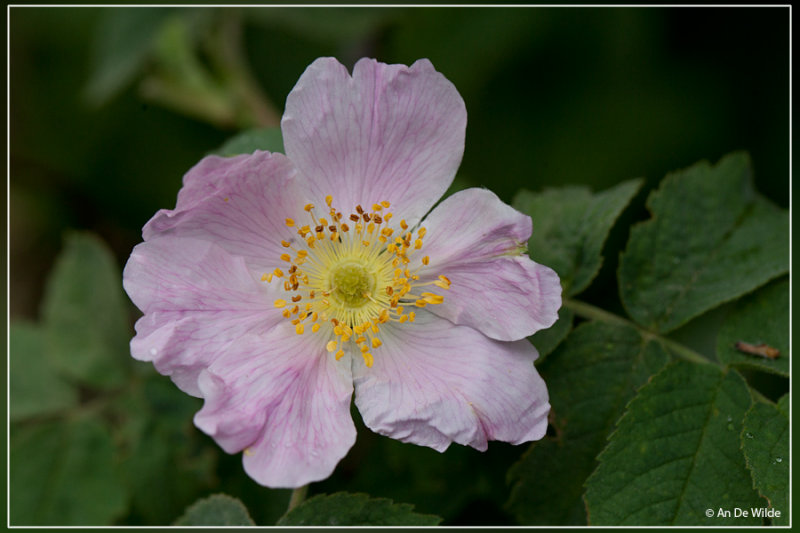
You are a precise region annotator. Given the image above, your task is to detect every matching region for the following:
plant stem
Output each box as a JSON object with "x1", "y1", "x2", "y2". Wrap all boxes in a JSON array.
[
  {"x1": 563, "y1": 299, "x2": 714, "y2": 366},
  {"x1": 287, "y1": 484, "x2": 309, "y2": 512},
  {"x1": 213, "y1": 9, "x2": 280, "y2": 128}
]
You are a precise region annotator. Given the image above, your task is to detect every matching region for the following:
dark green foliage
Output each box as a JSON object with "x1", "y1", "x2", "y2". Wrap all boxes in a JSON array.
[
  {"x1": 10, "y1": 322, "x2": 78, "y2": 421},
  {"x1": 619, "y1": 153, "x2": 788, "y2": 333},
  {"x1": 741, "y1": 397, "x2": 789, "y2": 525},
  {"x1": 530, "y1": 307, "x2": 573, "y2": 361},
  {"x1": 584, "y1": 362, "x2": 763, "y2": 525},
  {"x1": 10, "y1": 417, "x2": 127, "y2": 525},
  {"x1": 211, "y1": 126, "x2": 284, "y2": 156},
  {"x1": 716, "y1": 278, "x2": 789, "y2": 376},
  {"x1": 507, "y1": 322, "x2": 670, "y2": 525},
  {"x1": 514, "y1": 179, "x2": 642, "y2": 297},
  {"x1": 277, "y1": 492, "x2": 442, "y2": 526},
  {"x1": 42, "y1": 232, "x2": 130, "y2": 389},
  {"x1": 174, "y1": 494, "x2": 255, "y2": 526}
]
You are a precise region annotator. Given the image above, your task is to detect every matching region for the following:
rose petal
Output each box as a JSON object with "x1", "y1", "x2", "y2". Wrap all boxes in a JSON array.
[
  {"x1": 419, "y1": 188, "x2": 561, "y2": 340},
  {"x1": 123, "y1": 236, "x2": 279, "y2": 395},
  {"x1": 353, "y1": 310, "x2": 550, "y2": 452},
  {"x1": 142, "y1": 151, "x2": 307, "y2": 273},
  {"x1": 282, "y1": 57, "x2": 466, "y2": 224},
  {"x1": 194, "y1": 323, "x2": 356, "y2": 488}
]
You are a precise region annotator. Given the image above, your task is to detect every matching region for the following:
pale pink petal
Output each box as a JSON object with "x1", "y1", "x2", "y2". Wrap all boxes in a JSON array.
[
  {"x1": 419, "y1": 188, "x2": 561, "y2": 341},
  {"x1": 194, "y1": 323, "x2": 356, "y2": 488},
  {"x1": 353, "y1": 311, "x2": 549, "y2": 452},
  {"x1": 142, "y1": 151, "x2": 308, "y2": 274},
  {"x1": 282, "y1": 57, "x2": 466, "y2": 224},
  {"x1": 123, "y1": 236, "x2": 279, "y2": 396}
]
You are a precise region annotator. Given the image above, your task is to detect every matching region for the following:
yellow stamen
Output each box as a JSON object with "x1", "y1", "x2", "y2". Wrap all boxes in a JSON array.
[{"x1": 270, "y1": 195, "x2": 451, "y2": 370}]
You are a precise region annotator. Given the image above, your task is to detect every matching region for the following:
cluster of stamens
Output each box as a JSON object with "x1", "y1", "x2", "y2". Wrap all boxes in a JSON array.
[{"x1": 261, "y1": 195, "x2": 450, "y2": 368}]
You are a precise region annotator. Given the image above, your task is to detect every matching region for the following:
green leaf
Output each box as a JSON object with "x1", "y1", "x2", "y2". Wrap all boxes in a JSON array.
[
  {"x1": 174, "y1": 494, "x2": 255, "y2": 526},
  {"x1": 114, "y1": 373, "x2": 216, "y2": 525},
  {"x1": 584, "y1": 361, "x2": 763, "y2": 525},
  {"x1": 777, "y1": 394, "x2": 788, "y2": 415},
  {"x1": 741, "y1": 398, "x2": 789, "y2": 525},
  {"x1": 514, "y1": 179, "x2": 641, "y2": 297},
  {"x1": 10, "y1": 417, "x2": 127, "y2": 525},
  {"x1": 318, "y1": 426, "x2": 518, "y2": 523},
  {"x1": 530, "y1": 307, "x2": 573, "y2": 361},
  {"x1": 85, "y1": 8, "x2": 173, "y2": 104},
  {"x1": 619, "y1": 152, "x2": 789, "y2": 333},
  {"x1": 10, "y1": 322, "x2": 78, "y2": 421},
  {"x1": 277, "y1": 492, "x2": 442, "y2": 526},
  {"x1": 42, "y1": 232, "x2": 130, "y2": 389},
  {"x1": 211, "y1": 126, "x2": 284, "y2": 157},
  {"x1": 716, "y1": 278, "x2": 788, "y2": 377},
  {"x1": 507, "y1": 321, "x2": 670, "y2": 525}
]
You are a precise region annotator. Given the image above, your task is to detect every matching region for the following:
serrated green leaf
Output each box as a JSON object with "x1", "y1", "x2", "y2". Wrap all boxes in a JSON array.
[
  {"x1": 507, "y1": 321, "x2": 670, "y2": 525},
  {"x1": 42, "y1": 232, "x2": 130, "y2": 389},
  {"x1": 211, "y1": 126, "x2": 284, "y2": 157},
  {"x1": 114, "y1": 374, "x2": 216, "y2": 525},
  {"x1": 10, "y1": 322, "x2": 78, "y2": 421},
  {"x1": 716, "y1": 278, "x2": 788, "y2": 376},
  {"x1": 530, "y1": 307, "x2": 573, "y2": 361},
  {"x1": 619, "y1": 152, "x2": 788, "y2": 333},
  {"x1": 277, "y1": 492, "x2": 442, "y2": 526},
  {"x1": 85, "y1": 8, "x2": 173, "y2": 104},
  {"x1": 584, "y1": 361, "x2": 763, "y2": 525},
  {"x1": 741, "y1": 399, "x2": 789, "y2": 525},
  {"x1": 174, "y1": 494, "x2": 255, "y2": 526},
  {"x1": 514, "y1": 179, "x2": 641, "y2": 297},
  {"x1": 10, "y1": 417, "x2": 127, "y2": 525}
]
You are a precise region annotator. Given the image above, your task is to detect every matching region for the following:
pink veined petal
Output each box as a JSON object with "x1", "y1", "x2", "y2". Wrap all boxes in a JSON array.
[
  {"x1": 419, "y1": 188, "x2": 562, "y2": 341},
  {"x1": 123, "y1": 236, "x2": 279, "y2": 396},
  {"x1": 282, "y1": 57, "x2": 466, "y2": 225},
  {"x1": 142, "y1": 150, "x2": 308, "y2": 274},
  {"x1": 353, "y1": 310, "x2": 550, "y2": 452},
  {"x1": 194, "y1": 323, "x2": 356, "y2": 488}
]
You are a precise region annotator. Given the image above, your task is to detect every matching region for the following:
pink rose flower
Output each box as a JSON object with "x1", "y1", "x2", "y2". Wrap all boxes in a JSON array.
[{"x1": 123, "y1": 57, "x2": 562, "y2": 488}]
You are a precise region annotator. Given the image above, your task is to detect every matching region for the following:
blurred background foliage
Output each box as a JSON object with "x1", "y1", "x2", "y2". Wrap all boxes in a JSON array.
[{"x1": 9, "y1": 6, "x2": 789, "y2": 526}]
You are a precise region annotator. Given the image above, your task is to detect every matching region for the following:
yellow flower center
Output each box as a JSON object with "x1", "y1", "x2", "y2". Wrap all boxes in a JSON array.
[{"x1": 262, "y1": 196, "x2": 451, "y2": 368}]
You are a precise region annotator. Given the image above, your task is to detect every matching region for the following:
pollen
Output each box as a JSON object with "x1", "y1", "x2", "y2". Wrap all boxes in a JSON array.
[{"x1": 267, "y1": 196, "x2": 449, "y2": 369}]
